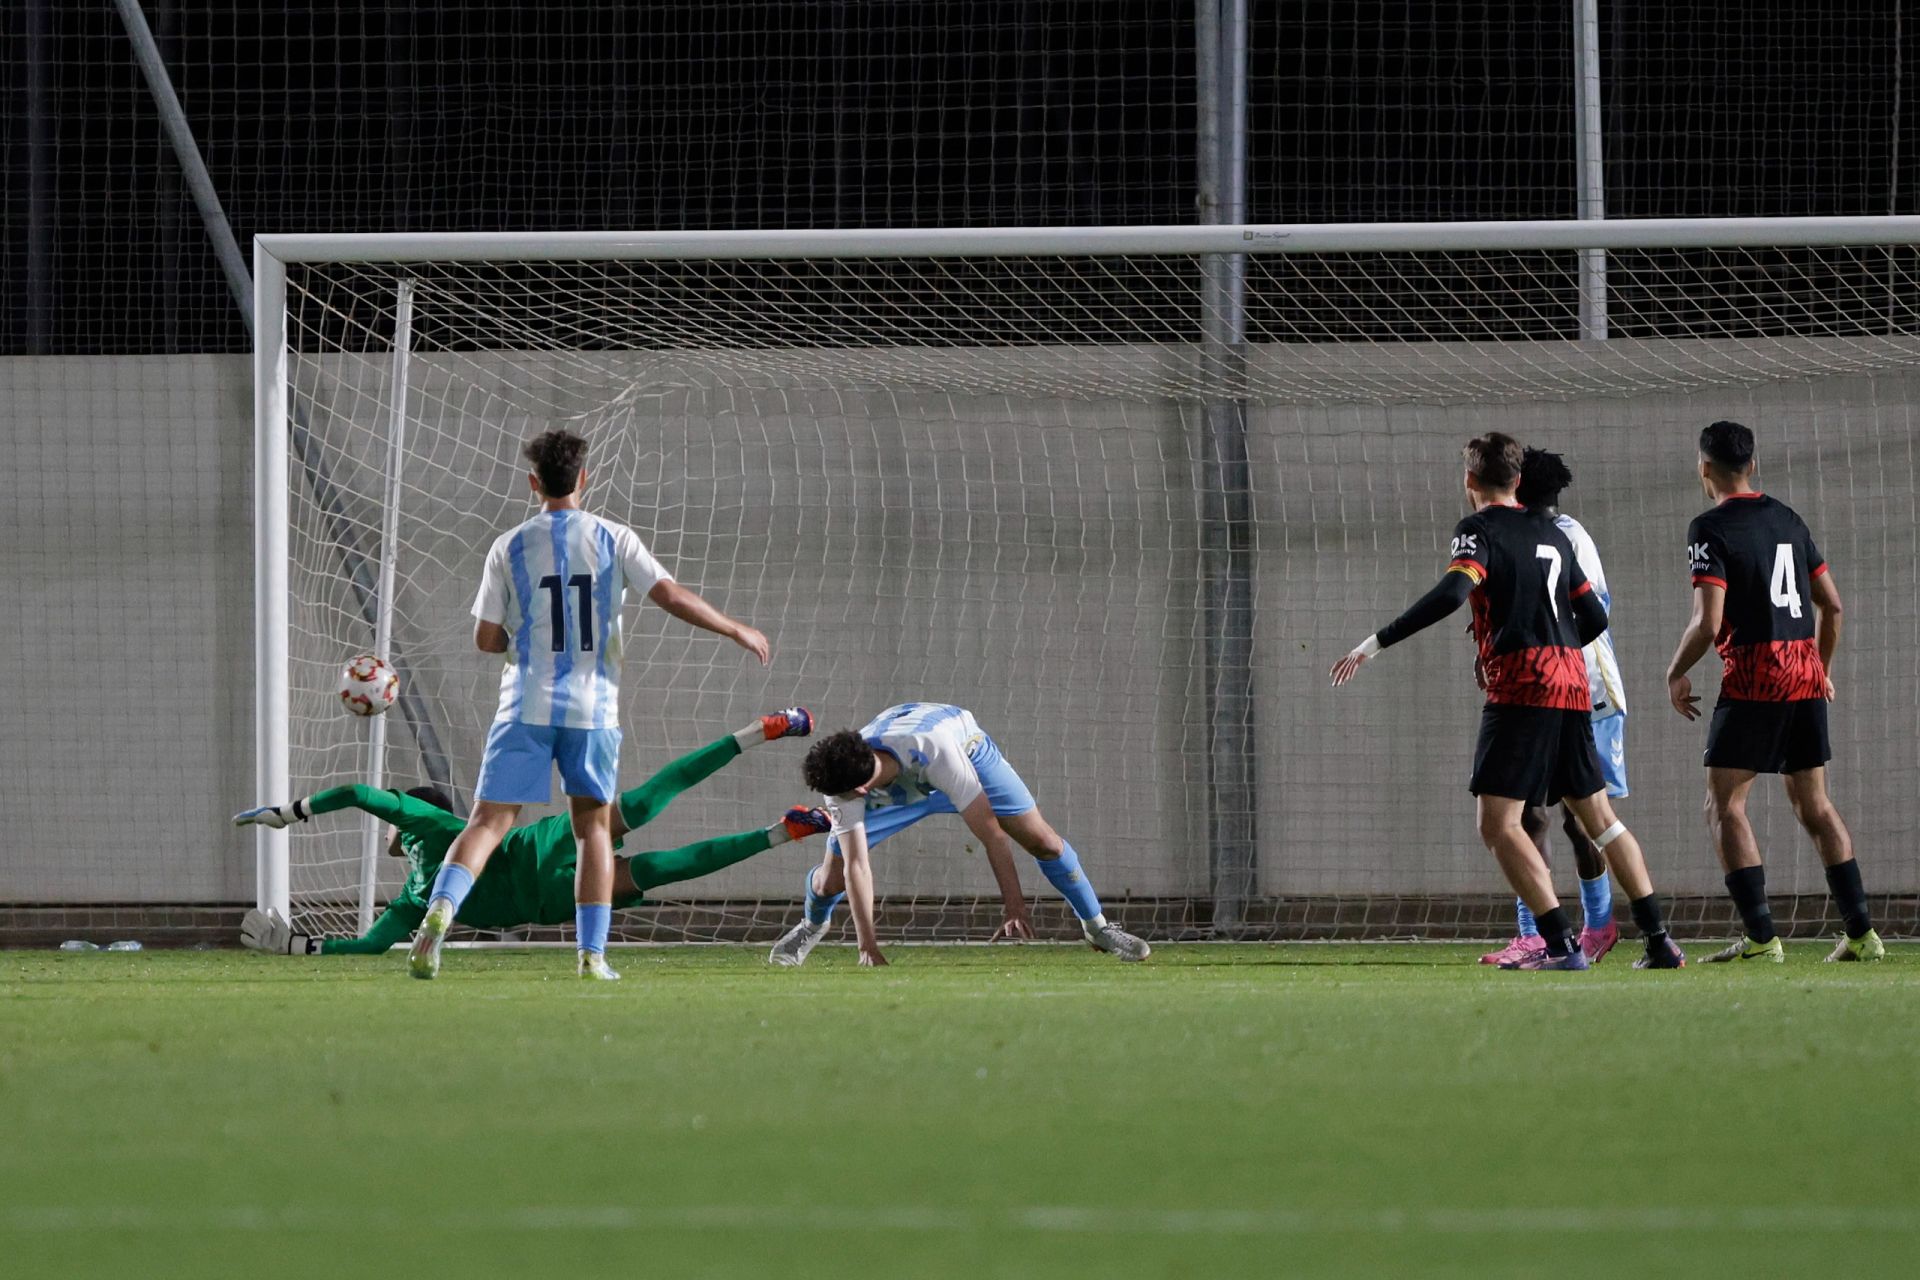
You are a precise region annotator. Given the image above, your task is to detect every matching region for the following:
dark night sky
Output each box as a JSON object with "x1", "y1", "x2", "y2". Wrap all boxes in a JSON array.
[{"x1": 4, "y1": 2, "x2": 1915, "y2": 354}]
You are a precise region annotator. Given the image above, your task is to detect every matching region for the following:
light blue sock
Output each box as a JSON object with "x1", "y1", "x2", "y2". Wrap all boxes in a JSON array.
[
  {"x1": 803, "y1": 868, "x2": 844, "y2": 927},
  {"x1": 427, "y1": 863, "x2": 475, "y2": 915},
  {"x1": 1579, "y1": 873, "x2": 1614, "y2": 928},
  {"x1": 1038, "y1": 842, "x2": 1103, "y2": 922},
  {"x1": 1514, "y1": 898, "x2": 1539, "y2": 938},
  {"x1": 576, "y1": 902, "x2": 611, "y2": 955}
]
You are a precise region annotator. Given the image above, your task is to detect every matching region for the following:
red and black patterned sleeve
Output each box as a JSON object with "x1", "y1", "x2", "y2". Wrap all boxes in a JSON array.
[{"x1": 1686, "y1": 514, "x2": 1727, "y2": 590}]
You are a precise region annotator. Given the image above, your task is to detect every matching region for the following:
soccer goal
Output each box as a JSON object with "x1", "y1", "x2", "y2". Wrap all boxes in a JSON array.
[{"x1": 255, "y1": 219, "x2": 1920, "y2": 947}]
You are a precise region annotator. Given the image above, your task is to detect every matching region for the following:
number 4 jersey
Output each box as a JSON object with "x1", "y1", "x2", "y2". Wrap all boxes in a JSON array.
[
  {"x1": 1685, "y1": 493, "x2": 1828, "y2": 702},
  {"x1": 472, "y1": 508, "x2": 673, "y2": 728}
]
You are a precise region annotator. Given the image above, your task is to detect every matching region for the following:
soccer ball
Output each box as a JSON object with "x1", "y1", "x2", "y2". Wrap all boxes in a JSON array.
[{"x1": 339, "y1": 654, "x2": 399, "y2": 717}]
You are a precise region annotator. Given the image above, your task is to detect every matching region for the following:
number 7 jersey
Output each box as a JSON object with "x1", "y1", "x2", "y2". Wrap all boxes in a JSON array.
[
  {"x1": 472, "y1": 508, "x2": 673, "y2": 728},
  {"x1": 1685, "y1": 492, "x2": 1828, "y2": 702},
  {"x1": 1448, "y1": 504, "x2": 1596, "y2": 710}
]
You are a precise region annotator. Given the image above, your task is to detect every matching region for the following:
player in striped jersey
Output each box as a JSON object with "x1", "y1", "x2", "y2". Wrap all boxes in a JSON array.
[
  {"x1": 1481, "y1": 449, "x2": 1633, "y2": 966},
  {"x1": 408, "y1": 429, "x2": 771, "y2": 981},
  {"x1": 769, "y1": 702, "x2": 1150, "y2": 967}
]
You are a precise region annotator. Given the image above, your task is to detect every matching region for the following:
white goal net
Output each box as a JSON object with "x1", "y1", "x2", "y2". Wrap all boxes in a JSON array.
[{"x1": 262, "y1": 224, "x2": 1920, "y2": 946}]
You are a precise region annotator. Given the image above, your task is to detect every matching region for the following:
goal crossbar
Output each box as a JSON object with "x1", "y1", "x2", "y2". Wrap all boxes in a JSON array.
[{"x1": 255, "y1": 216, "x2": 1920, "y2": 265}]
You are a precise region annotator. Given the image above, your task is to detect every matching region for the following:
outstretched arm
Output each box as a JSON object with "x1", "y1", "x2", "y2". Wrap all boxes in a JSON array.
[
  {"x1": 1665, "y1": 584, "x2": 1724, "y2": 720},
  {"x1": 319, "y1": 904, "x2": 425, "y2": 956},
  {"x1": 1330, "y1": 571, "x2": 1476, "y2": 686},
  {"x1": 647, "y1": 580, "x2": 771, "y2": 665},
  {"x1": 239, "y1": 901, "x2": 424, "y2": 956},
  {"x1": 234, "y1": 785, "x2": 466, "y2": 844}
]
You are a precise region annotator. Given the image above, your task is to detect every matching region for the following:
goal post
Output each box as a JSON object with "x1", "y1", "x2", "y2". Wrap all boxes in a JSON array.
[{"x1": 255, "y1": 217, "x2": 1920, "y2": 943}]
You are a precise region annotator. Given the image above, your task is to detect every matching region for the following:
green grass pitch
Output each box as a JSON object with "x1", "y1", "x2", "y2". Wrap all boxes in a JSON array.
[{"x1": 5, "y1": 943, "x2": 1917, "y2": 1278}]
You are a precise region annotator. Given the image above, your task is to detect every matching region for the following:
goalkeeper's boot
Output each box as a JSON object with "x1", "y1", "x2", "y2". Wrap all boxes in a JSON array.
[
  {"x1": 1632, "y1": 935, "x2": 1688, "y2": 969},
  {"x1": 407, "y1": 900, "x2": 452, "y2": 980},
  {"x1": 1480, "y1": 935, "x2": 1546, "y2": 966},
  {"x1": 577, "y1": 950, "x2": 622, "y2": 981},
  {"x1": 782, "y1": 806, "x2": 833, "y2": 842},
  {"x1": 762, "y1": 707, "x2": 814, "y2": 741},
  {"x1": 1578, "y1": 919, "x2": 1619, "y2": 964},
  {"x1": 769, "y1": 917, "x2": 829, "y2": 967},
  {"x1": 1825, "y1": 929, "x2": 1885, "y2": 963},
  {"x1": 1084, "y1": 920, "x2": 1151, "y2": 962},
  {"x1": 1701, "y1": 935, "x2": 1785, "y2": 964}
]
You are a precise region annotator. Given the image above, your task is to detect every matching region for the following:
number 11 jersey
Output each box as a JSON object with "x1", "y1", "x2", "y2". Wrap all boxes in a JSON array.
[
  {"x1": 1685, "y1": 492, "x2": 1827, "y2": 702},
  {"x1": 472, "y1": 508, "x2": 673, "y2": 728}
]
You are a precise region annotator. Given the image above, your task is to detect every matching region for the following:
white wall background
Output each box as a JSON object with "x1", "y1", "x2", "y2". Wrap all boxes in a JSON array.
[{"x1": 5, "y1": 343, "x2": 1915, "y2": 920}]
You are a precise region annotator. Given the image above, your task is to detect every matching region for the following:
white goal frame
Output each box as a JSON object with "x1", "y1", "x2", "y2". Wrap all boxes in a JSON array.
[{"x1": 251, "y1": 215, "x2": 1920, "y2": 921}]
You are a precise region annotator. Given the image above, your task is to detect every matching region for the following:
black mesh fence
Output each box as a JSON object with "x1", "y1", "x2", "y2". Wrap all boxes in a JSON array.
[{"x1": 3, "y1": 2, "x2": 1916, "y2": 355}]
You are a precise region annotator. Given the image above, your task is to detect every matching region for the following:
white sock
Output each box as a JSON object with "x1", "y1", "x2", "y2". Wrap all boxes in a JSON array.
[{"x1": 732, "y1": 722, "x2": 764, "y2": 750}]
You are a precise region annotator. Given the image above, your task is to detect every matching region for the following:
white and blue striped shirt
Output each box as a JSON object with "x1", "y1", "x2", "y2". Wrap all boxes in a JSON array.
[
  {"x1": 824, "y1": 702, "x2": 988, "y2": 838},
  {"x1": 1555, "y1": 513, "x2": 1626, "y2": 721},
  {"x1": 471, "y1": 509, "x2": 672, "y2": 729}
]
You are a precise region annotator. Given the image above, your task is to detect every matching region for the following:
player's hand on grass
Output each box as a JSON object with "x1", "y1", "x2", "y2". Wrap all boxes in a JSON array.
[
  {"x1": 1667, "y1": 673, "x2": 1700, "y2": 720},
  {"x1": 732, "y1": 623, "x2": 772, "y2": 666},
  {"x1": 990, "y1": 913, "x2": 1035, "y2": 943},
  {"x1": 857, "y1": 944, "x2": 889, "y2": 967},
  {"x1": 232, "y1": 800, "x2": 308, "y2": 829},
  {"x1": 240, "y1": 907, "x2": 321, "y2": 956}
]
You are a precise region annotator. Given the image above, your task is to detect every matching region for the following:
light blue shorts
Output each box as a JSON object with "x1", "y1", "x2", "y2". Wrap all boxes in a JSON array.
[
  {"x1": 475, "y1": 721, "x2": 622, "y2": 805},
  {"x1": 1592, "y1": 713, "x2": 1628, "y2": 799},
  {"x1": 828, "y1": 733, "x2": 1036, "y2": 857}
]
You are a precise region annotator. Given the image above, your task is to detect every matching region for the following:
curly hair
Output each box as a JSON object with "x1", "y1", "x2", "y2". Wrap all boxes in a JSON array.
[
  {"x1": 1516, "y1": 448, "x2": 1574, "y2": 508},
  {"x1": 522, "y1": 429, "x2": 589, "y2": 498},
  {"x1": 802, "y1": 730, "x2": 878, "y2": 796}
]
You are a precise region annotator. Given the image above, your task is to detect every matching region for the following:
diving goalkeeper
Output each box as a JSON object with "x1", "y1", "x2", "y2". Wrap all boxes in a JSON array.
[{"x1": 234, "y1": 710, "x2": 827, "y2": 955}]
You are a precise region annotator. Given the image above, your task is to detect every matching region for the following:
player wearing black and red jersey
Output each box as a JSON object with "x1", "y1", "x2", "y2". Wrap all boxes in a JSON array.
[
  {"x1": 1333, "y1": 433, "x2": 1684, "y2": 971},
  {"x1": 1665, "y1": 420, "x2": 1883, "y2": 964}
]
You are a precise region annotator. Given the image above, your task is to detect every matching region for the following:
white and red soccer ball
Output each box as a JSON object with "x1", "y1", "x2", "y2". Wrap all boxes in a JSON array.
[{"x1": 338, "y1": 654, "x2": 399, "y2": 717}]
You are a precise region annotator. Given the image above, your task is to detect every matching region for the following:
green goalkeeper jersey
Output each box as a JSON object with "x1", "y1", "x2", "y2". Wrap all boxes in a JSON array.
[
  {"x1": 306, "y1": 735, "x2": 764, "y2": 955},
  {"x1": 306, "y1": 786, "x2": 636, "y2": 954}
]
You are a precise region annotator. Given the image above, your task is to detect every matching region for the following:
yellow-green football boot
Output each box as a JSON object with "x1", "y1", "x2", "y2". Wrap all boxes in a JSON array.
[
  {"x1": 1825, "y1": 929, "x2": 1885, "y2": 962},
  {"x1": 1701, "y1": 935, "x2": 1785, "y2": 964}
]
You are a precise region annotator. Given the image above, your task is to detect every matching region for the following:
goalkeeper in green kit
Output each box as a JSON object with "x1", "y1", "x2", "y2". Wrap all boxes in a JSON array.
[{"x1": 234, "y1": 709, "x2": 826, "y2": 956}]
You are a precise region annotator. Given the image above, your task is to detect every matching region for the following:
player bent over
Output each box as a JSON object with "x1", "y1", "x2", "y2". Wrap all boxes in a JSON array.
[
  {"x1": 1332, "y1": 432, "x2": 1684, "y2": 971},
  {"x1": 769, "y1": 702, "x2": 1149, "y2": 967},
  {"x1": 235, "y1": 714, "x2": 826, "y2": 955},
  {"x1": 1482, "y1": 448, "x2": 1633, "y2": 967},
  {"x1": 423, "y1": 428, "x2": 769, "y2": 981},
  {"x1": 1665, "y1": 420, "x2": 1882, "y2": 963}
]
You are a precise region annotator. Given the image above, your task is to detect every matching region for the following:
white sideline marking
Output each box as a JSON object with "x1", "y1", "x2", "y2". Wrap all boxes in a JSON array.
[{"x1": 6, "y1": 1203, "x2": 1916, "y2": 1236}]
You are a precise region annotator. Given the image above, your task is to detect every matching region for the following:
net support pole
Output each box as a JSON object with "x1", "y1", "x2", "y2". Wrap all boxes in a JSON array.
[
  {"x1": 1572, "y1": 0, "x2": 1609, "y2": 340},
  {"x1": 253, "y1": 247, "x2": 291, "y2": 918},
  {"x1": 116, "y1": 0, "x2": 461, "y2": 915},
  {"x1": 1195, "y1": 0, "x2": 1258, "y2": 933},
  {"x1": 357, "y1": 280, "x2": 416, "y2": 932}
]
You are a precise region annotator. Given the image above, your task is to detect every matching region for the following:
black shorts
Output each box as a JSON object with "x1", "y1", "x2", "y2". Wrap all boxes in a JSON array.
[
  {"x1": 1469, "y1": 705, "x2": 1605, "y2": 806},
  {"x1": 1704, "y1": 698, "x2": 1832, "y2": 775}
]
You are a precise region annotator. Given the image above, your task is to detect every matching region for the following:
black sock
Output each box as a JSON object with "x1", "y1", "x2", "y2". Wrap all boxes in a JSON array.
[
  {"x1": 1723, "y1": 866, "x2": 1777, "y2": 944},
  {"x1": 1535, "y1": 907, "x2": 1576, "y2": 957},
  {"x1": 1823, "y1": 859, "x2": 1872, "y2": 938},
  {"x1": 1628, "y1": 893, "x2": 1668, "y2": 941}
]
